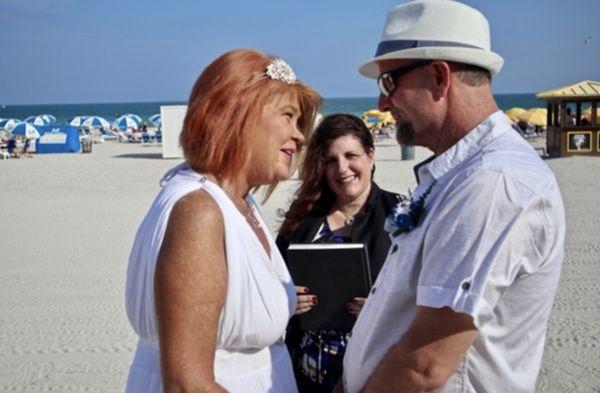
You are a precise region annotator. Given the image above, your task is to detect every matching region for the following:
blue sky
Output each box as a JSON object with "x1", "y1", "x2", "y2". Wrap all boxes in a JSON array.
[{"x1": 1, "y1": 0, "x2": 599, "y2": 105}]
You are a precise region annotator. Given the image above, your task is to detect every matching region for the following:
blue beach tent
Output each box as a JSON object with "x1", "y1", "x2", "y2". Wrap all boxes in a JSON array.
[{"x1": 35, "y1": 125, "x2": 81, "y2": 153}]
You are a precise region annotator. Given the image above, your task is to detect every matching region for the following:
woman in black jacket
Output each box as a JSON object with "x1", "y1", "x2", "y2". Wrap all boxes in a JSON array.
[{"x1": 276, "y1": 113, "x2": 400, "y2": 392}]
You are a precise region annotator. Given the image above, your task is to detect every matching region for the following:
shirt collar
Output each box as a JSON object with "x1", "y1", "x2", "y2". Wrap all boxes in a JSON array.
[{"x1": 415, "y1": 110, "x2": 510, "y2": 184}]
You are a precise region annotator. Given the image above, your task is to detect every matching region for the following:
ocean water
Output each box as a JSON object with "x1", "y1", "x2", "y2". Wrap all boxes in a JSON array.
[{"x1": 0, "y1": 94, "x2": 546, "y2": 125}]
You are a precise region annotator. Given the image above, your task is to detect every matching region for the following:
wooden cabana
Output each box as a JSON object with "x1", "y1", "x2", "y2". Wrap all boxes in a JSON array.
[{"x1": 537, "y1": 80, "x2": 600, "y2": 157}]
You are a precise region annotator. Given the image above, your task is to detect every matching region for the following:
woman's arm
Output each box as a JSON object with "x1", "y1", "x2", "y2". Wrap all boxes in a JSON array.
[{"x1": 155, "y1": 190, "x2": 228, "y2": 392}]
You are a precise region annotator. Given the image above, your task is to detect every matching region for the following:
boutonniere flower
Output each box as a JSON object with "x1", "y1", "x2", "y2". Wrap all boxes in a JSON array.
[{"x1": 384, "y1": 182, "x2": 435, "y2": 237}]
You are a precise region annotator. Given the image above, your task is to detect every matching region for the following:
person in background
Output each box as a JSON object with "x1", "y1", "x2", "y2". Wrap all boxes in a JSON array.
[
  {"x1": 7, "y1": 136, "x2": 20, "y2": 158},
  {"x1": 125, "y1": 48, "x2": 321, "y2": 393},
  {"x1": 23, "y1": 137, "x2": 35, "y2": 157},
  {"x1": 340, "y1": 1, "x2": 565, "y2": 392},
  {"x1": 566, "y1": 107, "x2": 576, "y2": 126},
  {"x1": 276, "y1": 113, "x2": 399, "y2": 392}
]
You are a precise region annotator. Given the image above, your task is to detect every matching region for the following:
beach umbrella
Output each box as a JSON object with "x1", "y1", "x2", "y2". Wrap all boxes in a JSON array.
[
  {"x1": 504, "y1": 113, "x2": 515, "y2": 123},
  {"x1": 381, "y1": 111, "x2": 395, "y2": 124},
  {"x1": 148, "y1": 114, "x2": 161, "y2": 125},
  {"x1": 67, "y1": 116, "x2": 88, "y2": 127},
  {"x1": 40, "y1": 114, "x2": 56, "y2": 123},
  {"x1": 505, "y1": 107, "x2": 526, "y2": 121},
  {"x1": 10, "y1": 123, "x2": 41, "y2": 139},
  {"x1": 122, "y1": 113, "x2": 143, "y2": 123},
  {"x1": 24, "y1": 115, "x2": 52, "y2": 126},
  {"x1": 82, "y1": 116, "x2": 110, "y2": 130},
  {"x1": 0, "y1": 118, "x2": 21, "y2": 131},
  {"x1": 517, "y1": 109, "x2": 547, "y2": 126},
  {"x1": 114, "y1": 115, "x2": 140, "y2": 130},
  {"x1": 363, "y1": 109, "x2": 385, "y2": 118}
]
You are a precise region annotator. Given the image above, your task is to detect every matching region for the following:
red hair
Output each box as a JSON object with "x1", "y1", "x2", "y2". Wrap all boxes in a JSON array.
[{"x1": 180, "y1": 49, "x2": 322, "y2": 184}]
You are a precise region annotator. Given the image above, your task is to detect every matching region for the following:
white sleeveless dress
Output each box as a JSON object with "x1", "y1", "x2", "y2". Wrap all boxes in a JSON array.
[{"x1": 125, "y1": 164, "x2": 298, "y2": 393}]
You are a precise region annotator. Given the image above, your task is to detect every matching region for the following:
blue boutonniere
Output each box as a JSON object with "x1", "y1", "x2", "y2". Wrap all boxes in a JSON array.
[{"x1": 384, "y1": 182, "x2": 435, "y2": 237}]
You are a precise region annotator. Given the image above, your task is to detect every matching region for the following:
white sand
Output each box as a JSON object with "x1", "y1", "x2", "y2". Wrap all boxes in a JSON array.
[{"x1": 0, "y1": 140, "x2": 598, "y2": 392}]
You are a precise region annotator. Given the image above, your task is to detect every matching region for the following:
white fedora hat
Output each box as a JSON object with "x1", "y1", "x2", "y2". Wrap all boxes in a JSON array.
[{"x1": 359, "y1": 0, "x2": 504, "y2": 78}]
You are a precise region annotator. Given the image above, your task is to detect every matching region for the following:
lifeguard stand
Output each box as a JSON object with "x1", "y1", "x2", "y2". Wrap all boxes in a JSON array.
[{"x1": 537, "y1": 80, "x2": 600, "y2": 157}]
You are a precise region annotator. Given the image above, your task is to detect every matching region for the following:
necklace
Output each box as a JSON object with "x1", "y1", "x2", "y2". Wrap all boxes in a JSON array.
[
  {"x1": 335, "y1": 205, "x2": 360, "y2": 227},
  {"x1": 343, "y1": 214, "x2": 355, "y2": 227},
  {"x1": 218, "y1": 180, "x2": 262, "y2": 229}
]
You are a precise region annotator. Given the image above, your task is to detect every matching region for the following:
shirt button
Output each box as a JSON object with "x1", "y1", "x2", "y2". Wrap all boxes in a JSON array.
[
  {"x1": 461, "y1": 282, "x2": 471, "y2": 290},
  {"x1": 371, "y1": 287, "x2": 377, "y2": 294},
  {"x1": 391, "y1": 244, "x2": 399, "y2": 254}
]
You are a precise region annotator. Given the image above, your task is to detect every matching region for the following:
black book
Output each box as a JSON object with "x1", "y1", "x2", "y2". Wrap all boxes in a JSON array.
[{"x1": 287, "y1": 243, "x2": 372, "y2": 331}]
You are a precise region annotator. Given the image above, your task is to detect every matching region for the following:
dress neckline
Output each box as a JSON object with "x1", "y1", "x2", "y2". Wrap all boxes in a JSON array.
[
  {"x1": 205, "y1": 180, "x2": 274, "y2": 262},
  {"x1": 162, "y1": 164, "x2": 277, "y2": 270}
]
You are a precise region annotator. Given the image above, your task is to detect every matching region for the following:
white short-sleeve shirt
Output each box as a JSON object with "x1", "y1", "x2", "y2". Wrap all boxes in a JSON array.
[{"x1": 343, "y1": 111, "x2": 565, "y2": 393}]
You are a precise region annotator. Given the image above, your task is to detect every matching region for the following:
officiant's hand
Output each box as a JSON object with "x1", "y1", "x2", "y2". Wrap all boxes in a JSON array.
[
  {"x1": 347, "y1": 297, "x2": 366, "y2": 316},
  {"x1": 295, "y1": 286, "x2": 318, "y2": 315}
]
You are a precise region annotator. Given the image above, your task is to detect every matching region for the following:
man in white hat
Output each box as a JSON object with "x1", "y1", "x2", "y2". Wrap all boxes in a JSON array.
[{"x1": 339, "y1": 1, "x2": 565, "y2": 392}]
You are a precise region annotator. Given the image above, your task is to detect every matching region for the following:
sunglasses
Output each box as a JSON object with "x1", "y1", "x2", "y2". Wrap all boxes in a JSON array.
[{"x1": 377, "y1": 60, "x2": 433, "y2": 97}]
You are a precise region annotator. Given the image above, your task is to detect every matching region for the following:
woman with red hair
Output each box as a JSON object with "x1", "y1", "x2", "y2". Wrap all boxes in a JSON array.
[{"x1": 125, "y1": 49, "x2": 321, "y2": 392}]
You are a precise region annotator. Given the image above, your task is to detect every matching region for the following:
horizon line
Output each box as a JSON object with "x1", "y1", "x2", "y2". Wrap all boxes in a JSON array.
[{"x1": 1, "y1": 93, "x2": 542, "y2": 107}]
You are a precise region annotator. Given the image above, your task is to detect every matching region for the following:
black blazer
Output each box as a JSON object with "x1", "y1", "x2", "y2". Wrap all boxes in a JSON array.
[
  {"x1": 276, "y1": 182, "x2": 400, "y2": 281},
  {"x1": 276, "y1": 182, "x2": 400, "y2": 372}
]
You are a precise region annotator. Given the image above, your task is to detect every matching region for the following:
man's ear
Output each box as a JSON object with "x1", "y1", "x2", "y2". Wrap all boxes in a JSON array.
[{"x1": 429, "y1": 61, "x2": 452, "y2": 101}]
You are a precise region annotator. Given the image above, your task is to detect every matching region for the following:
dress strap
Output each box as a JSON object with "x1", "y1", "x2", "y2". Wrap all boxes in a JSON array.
[{"x1": 159, "y1": 163, "x2": 207, "y2": 187}]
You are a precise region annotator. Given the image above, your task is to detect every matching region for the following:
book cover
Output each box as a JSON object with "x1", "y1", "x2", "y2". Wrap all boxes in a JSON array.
[{"x1": 287, "y1": 243, "x2": 372, "y2": 331}]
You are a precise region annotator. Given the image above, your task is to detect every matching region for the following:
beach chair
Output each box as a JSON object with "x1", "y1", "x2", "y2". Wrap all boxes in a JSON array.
[
  {"x1": 117, "y1": 131, "x2": 131, "y2": 143},
  {"x1": 101, "y1": 130, "x2": 117, "y2": 142}
]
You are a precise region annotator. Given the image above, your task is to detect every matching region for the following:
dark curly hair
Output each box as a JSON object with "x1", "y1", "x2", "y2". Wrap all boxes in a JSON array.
[{"x1": 279, "y1": 113, "x2": 374, "y2": 236}]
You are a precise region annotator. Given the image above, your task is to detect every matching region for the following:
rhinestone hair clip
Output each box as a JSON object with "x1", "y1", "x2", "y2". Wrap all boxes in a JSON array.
[{"x1": 264, "y1": 58, "x2": 297, "y2": 84}]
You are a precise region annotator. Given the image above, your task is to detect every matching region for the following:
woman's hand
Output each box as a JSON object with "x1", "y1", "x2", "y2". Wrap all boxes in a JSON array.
[
  {"x1": 347, "y1": 297, "x2": 366, "y2": 316},
  {"x1": 295, "y1": 285, "x2": 318, "y2": 315}
]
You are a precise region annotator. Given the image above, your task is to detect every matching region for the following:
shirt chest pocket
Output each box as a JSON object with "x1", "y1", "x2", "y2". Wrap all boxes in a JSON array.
[{"x1": 377, "y1": 233, "x2": 424, "y2": 295}]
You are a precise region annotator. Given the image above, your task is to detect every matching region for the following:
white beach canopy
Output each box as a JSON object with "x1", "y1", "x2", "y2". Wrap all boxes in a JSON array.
[
  {"x1": 10, "y1": 123, "x2": 41, "y2": 139},
  {"x1": 82, "y1": 116, "x2": 111, "y2": 130}
]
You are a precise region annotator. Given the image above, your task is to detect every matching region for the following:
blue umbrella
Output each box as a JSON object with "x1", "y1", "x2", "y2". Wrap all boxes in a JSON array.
[
  {"x1": 11, "y1": 123, "x2": 41, "y2": 139},
  {"x1": 122, "y1": 113, "x2": 142, "y2": 123},
  {"x1": 0, "y1": 118, "x2": 21, "y2": 131},
  {"x1": 67, "y1": 116, "x2": 88, "y2": 127},
  {"x1": 82, "y1": 116, "x2": 110, "y2": 130},
  {"x1": 148, "y1": 114, "x2": 161, "y2": 125},
  {"x1": 114, "y1": 115, "x2": 140, "y2": 130},
  {"x1": 24, "y1": 115, "x2": 48, "y2": 125},
  {"x1": 41, "y1": 114, "x2": 56, "y2": 123}
]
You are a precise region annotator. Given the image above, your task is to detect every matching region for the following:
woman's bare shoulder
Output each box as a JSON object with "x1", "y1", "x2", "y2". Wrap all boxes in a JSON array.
[{"x1": 169, "y1": 188, "x2": 223, "y2": 230}]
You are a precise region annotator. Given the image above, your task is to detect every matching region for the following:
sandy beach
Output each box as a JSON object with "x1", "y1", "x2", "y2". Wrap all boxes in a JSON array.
[{"x1": 0, "y1": 139, "x2": 598, "y2": 392}]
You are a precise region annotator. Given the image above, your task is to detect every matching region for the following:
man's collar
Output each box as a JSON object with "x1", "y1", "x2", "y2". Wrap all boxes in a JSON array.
[{"x1": 414, "y1": 110, "x2": 510, "y2": 184}]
